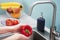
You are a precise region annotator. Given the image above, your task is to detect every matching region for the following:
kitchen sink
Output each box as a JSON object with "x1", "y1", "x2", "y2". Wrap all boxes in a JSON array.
[{"x1": 30, "y1": 30, "x2": 46, "y2": 40}]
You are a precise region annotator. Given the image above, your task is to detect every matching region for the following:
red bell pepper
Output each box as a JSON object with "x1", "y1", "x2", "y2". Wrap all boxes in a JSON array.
[{"x1": 18, "y1": 25, "x2": 32, "y2": 37}]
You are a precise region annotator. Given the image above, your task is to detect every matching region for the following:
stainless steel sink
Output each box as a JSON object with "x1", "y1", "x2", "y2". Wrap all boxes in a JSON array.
[{"x1": 30, "y1": 30, "x2": 46, "y2": 40}]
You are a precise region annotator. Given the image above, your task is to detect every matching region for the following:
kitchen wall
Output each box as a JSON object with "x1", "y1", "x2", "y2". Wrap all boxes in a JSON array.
[
  {"x1": 53, "y1": 0, "x2": 60, "y2": 32},
  {"x1": 0, "y1": 0, "x2": 60, "y2": 32}
]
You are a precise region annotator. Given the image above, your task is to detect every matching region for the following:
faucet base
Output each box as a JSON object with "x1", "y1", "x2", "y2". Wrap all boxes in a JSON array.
[{"x1": 50, "y1": 27, "x2": 55, "y2": 40}]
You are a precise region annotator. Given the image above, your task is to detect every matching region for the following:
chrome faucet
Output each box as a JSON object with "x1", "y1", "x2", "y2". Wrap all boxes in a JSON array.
[{"x1": 28, "y1": 1, "x2": 59, "y2": 40}]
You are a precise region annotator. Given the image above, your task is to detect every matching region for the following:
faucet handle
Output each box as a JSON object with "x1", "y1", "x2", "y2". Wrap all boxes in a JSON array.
[
  {"x1": 53, "y1": 31, "x2": 60, "y2": 37},
  {"x1": 53, "y1": 31, "x2": 60, "y2": 40}
]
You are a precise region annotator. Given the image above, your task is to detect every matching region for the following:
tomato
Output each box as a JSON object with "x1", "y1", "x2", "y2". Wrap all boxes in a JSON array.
[
  {"x1": 7, "y1": 8, "x2": 13, "y2": 13},
  {"x1": 13, "y1": 20, "x2": 19, "y2": 25},
  {"x1": 6, "y1": 19, "x2": 13, "y2": 26},
  {"x1": 18, "y1": 25, "x2": 32, "y2": 37},
  {"x1": 6, "y1": 19, "x2": 19, "y2": 26}
]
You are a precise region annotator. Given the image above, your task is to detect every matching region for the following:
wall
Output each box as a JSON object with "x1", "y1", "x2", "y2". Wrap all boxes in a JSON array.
[
  {"x1": 0, "y1": 0, "x2": 60, "y2": 32},
  {"x1": 53, "y1": 0, "x2": 60, "y2": 32}
]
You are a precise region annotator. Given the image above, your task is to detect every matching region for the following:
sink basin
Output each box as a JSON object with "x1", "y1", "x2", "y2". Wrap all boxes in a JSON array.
[{"x1": 30, "y1": 30, "x2": 46, "y2": 40}]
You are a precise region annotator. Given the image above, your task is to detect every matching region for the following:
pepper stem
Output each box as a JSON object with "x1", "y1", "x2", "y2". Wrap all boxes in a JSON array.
[{"x1": 25, "y1": 29, "x2": 29, "y2": 34}]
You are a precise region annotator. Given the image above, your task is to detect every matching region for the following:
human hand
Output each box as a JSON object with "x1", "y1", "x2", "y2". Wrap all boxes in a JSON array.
[
  {"x1": 12, "y1": 24, "x2": 22, "y2": 32},
  {"x1": 3, "y1": 33, "x2": 29, "y2": 40}
]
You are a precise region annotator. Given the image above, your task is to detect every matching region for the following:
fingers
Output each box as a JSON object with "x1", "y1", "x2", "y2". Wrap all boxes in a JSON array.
[
  {"x1": 12, "y1": 23, "x2": 23, "y2": 32},
  {"x1": 3, "y1": 33, "x2": 29, "y2": 40},
  {"x1": 18, "y1": 33, "x2": 29, "y2": 40}
]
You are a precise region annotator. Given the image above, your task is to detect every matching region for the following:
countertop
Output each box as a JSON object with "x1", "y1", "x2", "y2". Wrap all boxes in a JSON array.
[{"x1": 0, "y1": 13, "x2": 50, "y2": 40}]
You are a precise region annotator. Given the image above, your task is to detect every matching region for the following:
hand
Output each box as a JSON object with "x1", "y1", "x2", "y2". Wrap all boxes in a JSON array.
[
  {"x1": 12, "y1": 24, "x2": 32, "y2": 37},
  {"x1": 12, "y1": 24, "x2": 22, "y2": 32},
  {"x1": 3, "y1": 33, "x2": 29, "y2": 40}
]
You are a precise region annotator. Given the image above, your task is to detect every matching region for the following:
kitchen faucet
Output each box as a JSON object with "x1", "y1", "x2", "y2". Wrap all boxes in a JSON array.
[{"x1": 28, "y1": 1, "x2": 60, "y2": 40}]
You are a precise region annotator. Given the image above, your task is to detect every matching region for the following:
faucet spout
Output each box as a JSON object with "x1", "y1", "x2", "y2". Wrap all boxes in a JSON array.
[{"x1": 28, "y1": 1, "x2": 56, "y2": 40}]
